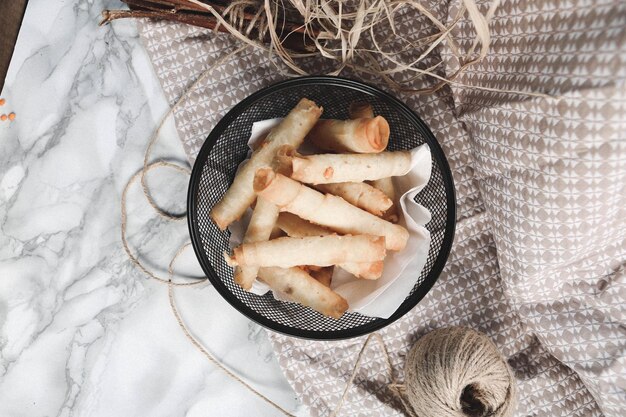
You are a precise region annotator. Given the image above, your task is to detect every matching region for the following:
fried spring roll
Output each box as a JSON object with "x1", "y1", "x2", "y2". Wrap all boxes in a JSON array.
[
  {"x1": 254, "y1": 169, "x2": 409, "y2": 251},
  {"x1": 210, "y1": 98, "x2": 323, "y2": 230},
  {"x1": 276, "y1": 212, "x2": 332, "y2": 237},
  {"x1": 276, "y1": 213, "x2": 384, "y2": 279},
  {"x1": 290, "y1": 151, "x2": 411, "y2": 185},
  {"x1": 234, "y1": 197, "x2": 280, "y2": 290},
  {"x1": 314, "y1": 182, "x2": 392, "y2": 217},
  {"x1": 258, "y1": 267, "x2": 348, "y2": 318},
  {"x1": 226, "y1": 235, "x2": 386, "y2": 268},
  {"x1": 348, "y1": 101, "x2": 375, "y2": 119},
  {"x1": 348, "y1": 104, "x2": 399, "y2": 221},
  {"x1": 340, "y1": 261, "x2": 384, "y2": 280},
  {"x1": 307, "y1": 116, "x2": 389, "y2": 154}
]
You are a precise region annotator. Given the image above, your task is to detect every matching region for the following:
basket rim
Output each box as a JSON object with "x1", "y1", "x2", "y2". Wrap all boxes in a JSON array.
[{"x1": 187, "y1": 75, "x2": 457, "y2": 340}]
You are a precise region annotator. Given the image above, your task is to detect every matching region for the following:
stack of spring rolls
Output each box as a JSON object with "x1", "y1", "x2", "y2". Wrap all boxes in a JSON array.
[{"x1": 212, "y1": 98, "x2": 413, "y2": 319}]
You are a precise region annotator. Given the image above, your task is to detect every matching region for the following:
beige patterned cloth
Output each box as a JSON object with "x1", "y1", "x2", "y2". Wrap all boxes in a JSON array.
[{"x1": 136, "y1": 1, "x2": 626, "y2": 415}]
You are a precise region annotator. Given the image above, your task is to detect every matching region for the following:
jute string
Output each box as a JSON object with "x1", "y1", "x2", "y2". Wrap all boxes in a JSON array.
[
  {"x1": 121, "y1": 45, "x2": 516, "y2": 416},
  {"x1": 397, "y1": 327, "x2": 517, "y2": 417}
]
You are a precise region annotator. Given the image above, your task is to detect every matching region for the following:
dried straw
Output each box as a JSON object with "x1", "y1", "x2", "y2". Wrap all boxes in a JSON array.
[{"x1": 184, "y1": 0, "x2": 551, "y2": 97}]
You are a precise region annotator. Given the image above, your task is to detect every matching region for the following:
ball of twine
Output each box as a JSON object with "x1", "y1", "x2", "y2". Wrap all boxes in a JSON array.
[{"x1": 400, "y1": 327, "x2": 516, "y2": 417}]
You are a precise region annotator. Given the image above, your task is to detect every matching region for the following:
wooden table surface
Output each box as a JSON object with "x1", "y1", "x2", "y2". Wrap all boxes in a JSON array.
[{"x1": 0, "y1": 0, "x2": 28, "y2": 91}]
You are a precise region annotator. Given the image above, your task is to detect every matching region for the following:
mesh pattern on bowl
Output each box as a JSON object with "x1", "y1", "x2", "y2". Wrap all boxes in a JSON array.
[{"x1": 189, "y1": 78, "x2": 455, "y2": 339}]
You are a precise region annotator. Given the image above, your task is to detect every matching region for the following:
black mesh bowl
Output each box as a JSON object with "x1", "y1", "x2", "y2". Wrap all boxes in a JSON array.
[{"x1": 188, "y1": 76, "x2": 456, "y2": 340}]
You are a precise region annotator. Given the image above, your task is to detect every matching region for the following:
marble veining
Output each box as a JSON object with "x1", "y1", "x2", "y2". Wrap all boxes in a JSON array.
[{"x1": 0, "y1": 1, "x2": 304, "y2": 415}]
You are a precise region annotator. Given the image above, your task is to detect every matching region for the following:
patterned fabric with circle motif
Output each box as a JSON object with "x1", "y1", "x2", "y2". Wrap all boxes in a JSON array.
[{"x1": 136, "y1": 0, "x2": 626, "y2": 415}]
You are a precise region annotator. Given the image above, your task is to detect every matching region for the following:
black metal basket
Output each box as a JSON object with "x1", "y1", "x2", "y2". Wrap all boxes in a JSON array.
[{"x1": 188, "y1": 76, "x2": 456, "y2": 340}]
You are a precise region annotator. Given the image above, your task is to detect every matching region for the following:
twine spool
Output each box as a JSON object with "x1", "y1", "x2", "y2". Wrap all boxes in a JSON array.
[{"x1": 401, "y1": 327, "x2": 516, "y2": 417}]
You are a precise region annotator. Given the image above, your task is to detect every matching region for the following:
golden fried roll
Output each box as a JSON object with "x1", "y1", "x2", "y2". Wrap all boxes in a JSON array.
[
  {"x1": 227, "y1": 235, "x2": 386, "y2": 268},
  {"x1": 234, "y1": 197, "x2": 279, "y2": 291},
  {"x1": 307, "y1": 116, "x2": 389, "y2": 153},
  {"x1": 338, "y1": 260, "x2": 384, "y2": 280},
  {"x1": 370, "y1": 177, "x2": 399, "y2": 223},
  {"x1": 276, "y1": 213, "x2": 383, "y2": 279},
  {"x1": 276, "y1": 212, "x2": 332, "y2": 237},
  {"x1": 258, "y1": 267, "x2": 348, "y2": 319},
  {"x1": 210, "y1": 98, "x2": 322, "y2": 229},
  {"x1": 254, "y1": 169, "x2": 409, "y2": 251},
  {"x1": 290, "y1": 151, "x2": 411, "y2": 185},
  {"x1": 314, "y1": 182, "x2": 392, "y2": 217}
]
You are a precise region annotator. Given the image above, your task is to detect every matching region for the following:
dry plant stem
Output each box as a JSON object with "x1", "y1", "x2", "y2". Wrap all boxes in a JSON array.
[
  {"x1": 127, "y1": 0, "x2": 208, "y2": 13},
  {"x1": 264, "y1": 0, "x2": 307, "y2": 74},
  {"x1": 367, "y1": 5, "x2": 466, "y2": 76},
  {"x1": 294, "y1": 0, "x2": 550, "y2": 97},
  {"x1": 102, "y1": 2, "x2": 312, "y2": 52},
  {"x1": 125, "y1": 0, "x2": 312, "y2": 35},
  {"x1": 185, "y1": 0, "x2": 270, "y2": 51},
  {"x1": 101, "y1": 9, "x2": 226, "y2": 32}
]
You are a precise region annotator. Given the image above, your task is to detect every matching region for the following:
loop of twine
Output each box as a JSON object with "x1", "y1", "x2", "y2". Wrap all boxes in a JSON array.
[
  {"x1": 400, "y1": 327, "x2": 517, "y2": 417},
  {"x1": 121, "y1": 160, "x2": 203, "y2": 286}
]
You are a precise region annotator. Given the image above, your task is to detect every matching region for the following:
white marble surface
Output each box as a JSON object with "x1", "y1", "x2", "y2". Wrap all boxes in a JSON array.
[{"x1": 0, "y1": 1, "x2": 305, "y2": 415}]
